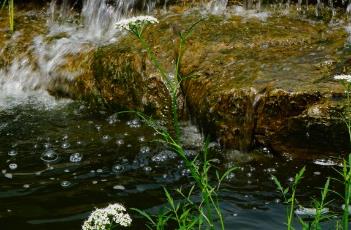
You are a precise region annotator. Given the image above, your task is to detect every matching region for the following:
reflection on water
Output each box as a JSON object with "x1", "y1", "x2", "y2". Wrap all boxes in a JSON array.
[{"x1": 0, "y1": 102, "x2": 346, "y2": 229}]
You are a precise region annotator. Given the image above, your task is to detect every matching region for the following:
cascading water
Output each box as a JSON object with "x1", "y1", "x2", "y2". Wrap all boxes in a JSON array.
[{"x1": 0, "y1": 0, "x2": 159, "y2": 110}]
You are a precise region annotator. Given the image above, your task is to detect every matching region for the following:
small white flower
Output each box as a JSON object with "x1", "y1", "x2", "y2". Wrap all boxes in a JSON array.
[
  {"x1": 82, "y1": 203, "x2": 132, "y2": 230},
  {"x1": 116, "y1": 15, "x2": 159, "y2": 33},
  {"x1": 334, "y1": 74, "x2": 351, "y2": 82}
]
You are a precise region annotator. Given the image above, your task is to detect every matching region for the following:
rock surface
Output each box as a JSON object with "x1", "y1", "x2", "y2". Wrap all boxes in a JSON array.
[
  {"x1": 71, "y1": 8, "x2": 351, "y2": 156},
  {"x1": 2, "y1": 5, "x2": 351, "y2": 156}
]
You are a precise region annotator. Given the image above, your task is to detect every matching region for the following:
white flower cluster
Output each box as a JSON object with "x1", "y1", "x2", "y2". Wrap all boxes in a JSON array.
[
  {"x1": 82, "y1": 203, "x2": 132, "y2": 230},
  {"x1": 116, "y1": 16, "x2": 159, "y2": 32},
  {"x1": 334, "y1": 74, "x2": 351, "y2": 82}
]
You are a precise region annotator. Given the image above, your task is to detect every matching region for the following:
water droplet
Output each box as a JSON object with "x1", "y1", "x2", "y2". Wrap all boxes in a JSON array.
[
  {"x1": 313, "y1": 171, "x2": 321, "y2": 175},
  {"x1": 69, "y1": 153, "x2": 83, "y2": 163},
  {"x1": 92, "y1": 180, "x2": 98, "y2": 184},
  {"x1": 96, "y1": 169, "x2": 103, "y2": 173},
  {"x1": 9, "y1": 163, "x2": 17, "y2": 170},
  {"x1": 60, "y1": 180, "x2": 71, "y2": 188},
  {"x1": 8, "y1": 149, "x2": 17, "y2": 156},
  {"x1": 113, "y1": 185, "x2": 125, "y2": 190},
  {"x1": 288, "y1": 177, "x2": 294, "y2": 182},
  {"x1": 138, "y1": 136, "x2": 145, "y2": 142},
  {"x1": 41, "y1": 150, "x2": 58, "y2": 163}
]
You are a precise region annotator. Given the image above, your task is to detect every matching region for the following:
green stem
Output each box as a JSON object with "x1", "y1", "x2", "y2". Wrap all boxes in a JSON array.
[
  {"x1": 9, "y1": 0, "x2": 14, "y2": 32},
  {"x1": 288, "y1": 189, "x2": 296, "y2": 230}
]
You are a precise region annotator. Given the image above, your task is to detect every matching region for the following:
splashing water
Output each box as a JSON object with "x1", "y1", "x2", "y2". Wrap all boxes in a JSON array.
[
  {"x1": 207, "y1": 0, "x2": 228, "y2": 14},
  {"x1": 0, "y1": 0, "x2": 159, "y2": 110}
]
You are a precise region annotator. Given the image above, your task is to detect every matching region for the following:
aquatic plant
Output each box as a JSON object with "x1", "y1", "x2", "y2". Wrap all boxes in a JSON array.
[
  {"x1": 1, "y1": 0, "x2": 14, "y2": 32},
  {"x1": 272, "y1": 167, "x2": 305, "y2": 230},
  {"x1": 116, "y1": 15, "x2": 234, "y2": 229},
  {"x1": 334, "y1": 74, "x2": 351, "y2": 230},
  {"x1": 82, "y1": 203, "x2": 132, "y2": 230}
]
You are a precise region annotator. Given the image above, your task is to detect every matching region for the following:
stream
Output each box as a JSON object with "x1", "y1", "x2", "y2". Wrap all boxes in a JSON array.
[{"x1": 1, "y1": 0, "x2": 351, "y2": 229}]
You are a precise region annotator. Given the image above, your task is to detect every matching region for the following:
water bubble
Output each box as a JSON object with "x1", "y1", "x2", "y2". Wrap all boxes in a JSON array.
[
  {"x1": 92, "y1": 180, "x2": 98, "y2": 184},
  {"x1": 152, "y1": 150, "x2": 177, "y2": 163},
  {"x1": 127, "y1": 144, "x2": 132, "y2": 148},
  {"x1": 64, "y1": 169, "x2": 70, "y2": 173},
  {"x1": 107, "y1": 113, "x2": 119, "y2": 124},
  {"x1": 113, "y1": 185, "x2": 126, "y2": 190},
  {"x1": 266, "y1": 168, "x2": 277, "y2": 173},
  {"x1": 9, "y1": 163, "x2": 17, "y2": 170},
  {"x1": 61, "y1": 142, "x2": 71, "y2": 149},
  {"x1": 226, "y1": 172, "x2": 235, "y2": 180},
  {"x1": 288, "y1": 177, "x2": 294, "y2": 182},
  {"x1": 96, "y1": 169, "x2": 103, "y2": 173},
  {"x1": 102, "y1": 135, "x2": 111, "y2": 142},
  {"x1": 184, "y1": 150, "x2": 197, "y2": 158},
  {"x1": 44, "y1": 143, "x2": 52, "y2": 149},
  {"x1": 143, "y1": 166, "x2": 152, "y2": 173},
  {"x1": 4, "y1": 173, "x2": 13, "y2": 179},
  {"x1": 313, "y1": 171, "x2": 321, "y2": 175},
  {"x1": 8, "y1": 149, "x2": 17, "y2": 156},
  {"x1": 23, "y1": 184, "x2": 30, "y2": 189},
  {"x1": 138, "y1": 136, "x2": 145, "y2": 142},
  {"x1": 95, "y1": 125, "x2": 102, "y2": 131},
  {"x1": 62, "y1": 134, "x2": 69, "y2": 140},
  {"x1": 41, "y1": 149, "x2": 58, "y2": 163},
  {"x1": 112, "y1": 164, "x2": 125, "y2": 174},
  {"x1": 116, "y1": 139, "x2": 124, "y2": 145},
  {"x1": 60, "y1": 180, "x2": 72, "y2": 188},
  {"x1": 295, "y1": 207, "x2": 328, "y2": 217},
  {"x1": 140, "y1": 146, "x2": 151, "y2": 154},
  {"x1": 342, "y1": 204, "x2": 351, "y2": 214},
  {"x1": 313, "y1": 159, "x2": 338, "y2": 166},
  {"x1": 69, "y1": 153, "x2": 83, "y2": 163},
  {"x1": 127, "y1": 119, "x2": 141, "y2": 128},
  {"x1": 181, "y1": 168, "x2": 191, "y2": 176}
]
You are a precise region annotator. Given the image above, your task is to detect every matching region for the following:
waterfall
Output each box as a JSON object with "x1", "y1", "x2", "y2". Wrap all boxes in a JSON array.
[
  {"x1": 0, "y1": 0, "x2": 158, "y2": 109},
  {"x1": 208, "y1": 0, "x2": 228, "y2": 14}
]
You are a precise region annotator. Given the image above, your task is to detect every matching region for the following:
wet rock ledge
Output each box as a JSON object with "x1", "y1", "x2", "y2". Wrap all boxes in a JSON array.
[{"x1": 57, "y1": 8, "x2": 351, "y2": 157}]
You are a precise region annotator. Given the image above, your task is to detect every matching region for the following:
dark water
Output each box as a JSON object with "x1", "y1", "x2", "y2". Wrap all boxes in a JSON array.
[{"x1": 0, "y1": 102, "x2": 347, "y2": 229}]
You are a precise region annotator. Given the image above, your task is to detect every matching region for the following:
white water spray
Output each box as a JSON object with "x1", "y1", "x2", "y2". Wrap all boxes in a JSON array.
[{"x1": 0, "y1": 0, "x2": 158, "y2": 110}]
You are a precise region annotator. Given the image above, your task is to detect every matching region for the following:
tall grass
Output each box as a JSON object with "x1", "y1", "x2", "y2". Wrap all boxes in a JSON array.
[
  {"x1": 116, "y1": 16, "x2": 236, "y2": 229},
  {"x1": 1, "y1": 0, "x2": 14, "y2": 32},
  {"x1": 272, "y1": 76, "x2": 351, "y2": 229}
]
